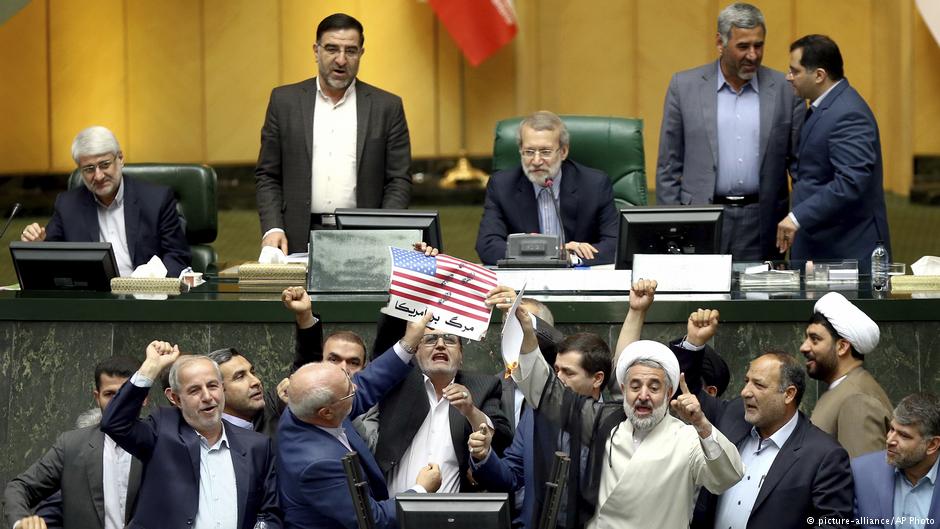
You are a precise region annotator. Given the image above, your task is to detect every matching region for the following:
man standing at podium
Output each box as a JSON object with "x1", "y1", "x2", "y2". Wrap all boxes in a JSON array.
[
  {"x1": 255, "y1": 13, "x2": 412, "y2": 255},
  {"x1": 475, "y1": 111, "x2": 619, "y2": 266},
  {"x1": 20, "y1": 126, "x2": 191, "y2": 277}
]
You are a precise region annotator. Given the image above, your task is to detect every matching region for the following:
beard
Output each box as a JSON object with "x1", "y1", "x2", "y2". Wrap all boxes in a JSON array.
[
  {"x1": 625, "y1": 397, "x2": 669, "y2": 432},
  {"x1": 887, "y1": 442, "x2": 927, "y2": 470},
  {"x1": 522, "y1": 159, "x2": 562, "y2": 187}
]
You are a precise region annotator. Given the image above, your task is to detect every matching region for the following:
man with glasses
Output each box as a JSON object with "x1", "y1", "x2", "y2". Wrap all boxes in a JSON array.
[
  {"x1": 255, "y1": 12, "x2": 412, "y2": 255},
  {"x1": 372, "y1": 327, "x2": 512, "y2": 495},
  {"x1": 278, "y1": 313, "x2": 442, "y2": 528},
  {"x1": 20, "y1": 125, "x2": 190, "y2": 276},
  {"x1": 476, "y1": 110, "x2": 619, "y2": 266}
]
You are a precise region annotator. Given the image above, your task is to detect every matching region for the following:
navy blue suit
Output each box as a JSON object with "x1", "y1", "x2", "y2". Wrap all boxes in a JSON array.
[
  {"x1": 277, "y1": 346, "x2": 414, "y2": 529},
  {"x1": 475, "y1": 159, "x2": 619, "y2": 266},
  {"x1": 473, "y1": 406, "x2": 536, "y2": 528},
  {"x1": 790, "y1": 79, "x2": 891, "y2": 269},
  {"x1": 851, "y1": 450, "x2": 940, "y2": 528},
  {"x1": 45, "y1": 176, "x2": 191, "y2": 276},
  {"x1": 100, "y1": 382, "x2": 282, "y2": 529}
]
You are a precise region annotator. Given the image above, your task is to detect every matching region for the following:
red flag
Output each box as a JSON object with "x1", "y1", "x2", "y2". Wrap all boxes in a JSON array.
[{"x1": 429, "y1": 0, "x2": 518, "y2": 66}]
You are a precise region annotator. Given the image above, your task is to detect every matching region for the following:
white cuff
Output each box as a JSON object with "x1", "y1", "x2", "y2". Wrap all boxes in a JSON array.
[
  {"x1": 262, "y1": 228, "x2": 285, "y2": 241},
  {"x1": 787, "y1": 212, "x2": 801, "y2": 230},
  {"x1": 131, "y1": 371, "x2": 154, "y2": 388},
  {"x1": 393, "y1": 341, "x2": 415, "y2": 364},
  {"x1": 409, "y1": 484, "x2": 428, "y2": 494},
  {"x1": 679, "y1": 338, "x2": 705, "y2": 351},
  {"x1": 700, "y1": 429, "x2": 722, "y2": 460}
]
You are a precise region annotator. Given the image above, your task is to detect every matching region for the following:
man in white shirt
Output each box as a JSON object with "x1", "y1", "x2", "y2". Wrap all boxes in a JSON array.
[
  {"x1": 255, "y1": 12, "x2": 411, "y2": 255},
  {"x1": 4, "y1": 356, "x2": 143, "y2": 529},
  {"x1": 20, "y1": 126, "x2": 191, "y2": 277}
]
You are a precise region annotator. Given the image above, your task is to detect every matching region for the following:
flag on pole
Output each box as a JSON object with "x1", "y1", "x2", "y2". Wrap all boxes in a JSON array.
[
  {"x1": 383, "y1": 247, "x2": 498, "y2": 341},
  {"x1": 428, "y1": 0, "x2": 518, "y2": 66}
]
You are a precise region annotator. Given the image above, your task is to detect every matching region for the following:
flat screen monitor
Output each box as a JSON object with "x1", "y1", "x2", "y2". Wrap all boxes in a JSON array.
[
  {"x1": 334, "y1": 208, "x2": 443, "y2": 252},
  {"x1": 10, "y1": 241, "x2": 119, "y2": 291},
  {"x1": 396, "y1": 493, "x2": 510, "y2": 529},
  {"x1": 614, "y1": 205, "x2": 724, "y2": 270}
]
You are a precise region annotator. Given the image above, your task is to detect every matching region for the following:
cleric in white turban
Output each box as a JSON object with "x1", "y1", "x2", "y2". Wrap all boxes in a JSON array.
[{"x1": 804, "y1": 291, "x2": 894, "y2": 457}]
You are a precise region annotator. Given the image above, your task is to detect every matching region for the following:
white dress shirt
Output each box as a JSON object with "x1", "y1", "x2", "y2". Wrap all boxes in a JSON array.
[
  {"x1": 95, "y1": 182, "x2": 133, "y2": 276},
  {"x1": 311, "y1": 77, "x2": 358, "y2": 214},
  {"x1": 714, "y1": 411, "x2": 800, "y2": 529},
  {"x1": 194, "y1": 426, "x2": 238, "y2": 529},
  {"x1": 102, "y1": 434, "x2": 132, "y2": 529}
]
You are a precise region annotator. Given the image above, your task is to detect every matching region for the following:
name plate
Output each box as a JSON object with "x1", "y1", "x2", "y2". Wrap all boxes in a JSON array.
[{"x1": 631, "y1": 254, "x2": 732, "y2": 292}]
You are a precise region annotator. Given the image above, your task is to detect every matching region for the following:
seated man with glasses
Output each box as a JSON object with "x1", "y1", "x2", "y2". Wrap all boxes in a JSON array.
[
  {"x1": 20, "y1": 125, "x2": 191, "y2": 277},
  {"x1": 475, "y1": 110, "x2": 620, "y2": 266}
]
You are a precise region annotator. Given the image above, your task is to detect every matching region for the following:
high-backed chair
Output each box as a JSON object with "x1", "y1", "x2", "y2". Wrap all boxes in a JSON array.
[
  {"x1": 492, "y1": 115, "x2": 647, "y2": 207},
  {"x1": 68, "y1": 164, "x2": 218, "y2": 273}
]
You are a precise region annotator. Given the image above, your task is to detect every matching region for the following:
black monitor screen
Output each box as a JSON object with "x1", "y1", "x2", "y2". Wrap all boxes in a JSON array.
[
  {"x1": 10, "y1": 241, "x2": 119, "y2": 291},
  {"x1": 397, "y1": 493, "x2": 509, "y2": 529},
  {"x1": 335, "y1": 208, "x2": 443, "y2": 252},
  {"x1": 614, "y1": 205, "x2": 724, "y2": 270}
]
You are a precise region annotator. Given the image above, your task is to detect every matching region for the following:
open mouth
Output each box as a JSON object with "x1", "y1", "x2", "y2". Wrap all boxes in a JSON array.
[
  {"x1": 249, "y1": 391, "x2": 263, "y2": 401},
  {"x1": 633, "y1": 404, "x2": 652, "y2": 415},
  {"x1": 200, "y1": 405, "x2": 217, "y2": 414},
  {"x1": 431, "y1": 352, "x2": 449, "y2": 362}
]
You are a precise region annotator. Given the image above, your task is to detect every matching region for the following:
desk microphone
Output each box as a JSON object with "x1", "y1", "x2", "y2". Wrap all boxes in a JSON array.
[
  {"x1": 541, "y1": 179, "x2": 567, "y2": 261},
  {"x1": 0, "y1": 203, "x2": 21, "y2": 241}
]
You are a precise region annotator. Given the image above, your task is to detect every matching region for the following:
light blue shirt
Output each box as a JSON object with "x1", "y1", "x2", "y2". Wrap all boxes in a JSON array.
[
  {"x1": 531, "y1": 171, "x2": 563, "y2": 238},
  {"x1": 714, "y1": 412, "x2": 800, "y2": 529},
  {"x1": 893, "y1": 455, "x2": 938, "y2": 529},
  {"x1": 194, "y1": 425, "x2": 238, "y2": 529},
  {"x1": 715, "y1": 63, "x2": 761, "y2": 197}
]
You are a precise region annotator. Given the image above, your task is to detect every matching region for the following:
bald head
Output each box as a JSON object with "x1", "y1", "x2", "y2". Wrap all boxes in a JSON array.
[{"x1": 288, "y1": 362, "x2": 352, "y2": 426}]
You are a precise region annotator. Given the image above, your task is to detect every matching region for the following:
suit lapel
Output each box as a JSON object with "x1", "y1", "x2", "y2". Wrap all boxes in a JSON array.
[
  {"x1": 559, "y1": 161, "x2": 579, "y2": 243},
  {"x1": 344, "y1": 421, "x2": 390, "y2": 500},
  {"x1": 80, "y1": 187, "x2": 100, "y2": 242},
  {"x1": 122, "y1": 178, "x2": 140, "y2": 265},
  {"x1": 699, "y1": 67, "x2": 720, "y2": 169},
  {"x1": 180, "y1": 421, "x2": 203, "y2": 490},
  {"x1": 226, "y1": 425, "x2": 250, "y2": 529},
  {"x1": 757, "y1": 67, "x2": 777, "y2": 169},
  {"x1": 751, "y1": 415, "x2": 806, "y2": 513},
  {"x1": 799, "y1": 78, "x2": 849, "y2": 154},
  {"x1": 301, "y1": 78, "x2": 317, "y2": 160},
  {"x1": 85, "y1": 430, "x2": 106, "y2": 525},
  {"x1": 356, "y1": 81, "x2": 371, "y2": 168},
  {"x1": 125, "y1": 456, "x2": 142, "y2": 523}
]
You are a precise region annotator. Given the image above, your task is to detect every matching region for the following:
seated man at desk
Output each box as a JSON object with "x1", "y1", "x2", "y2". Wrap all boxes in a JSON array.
[
  {"x1": 475, "y1": 111, "x2": 619, "y2": 266},
  {"x1": 20, "y1": 126, "x2": 191, "y2": 277}
]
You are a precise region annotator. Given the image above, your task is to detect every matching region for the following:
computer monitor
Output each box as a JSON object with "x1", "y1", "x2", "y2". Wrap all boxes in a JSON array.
[
  {"x1": 396, "y1": 493, "x2": 510, "y2": 529},
  {"x1": 10, "y1": 241, "x2": 119, "y2": 291},
  {"x1": 614, "y1": 205, "x2": 724, "y2": 270},
  {"x1": 334, "y1": 208, "x2": 444, "y2": 252}
]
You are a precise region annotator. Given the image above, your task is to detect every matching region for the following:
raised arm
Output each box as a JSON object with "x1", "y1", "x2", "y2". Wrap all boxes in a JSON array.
[{"x1": 614, "y1": 279, "x2": 658, "y2": 366}]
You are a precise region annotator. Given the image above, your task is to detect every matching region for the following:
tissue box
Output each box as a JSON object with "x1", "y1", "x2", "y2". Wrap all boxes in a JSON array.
[
  {"x1": 111, "y1": 277, "x2": 182, "y2": 294},
  {"x1": 238, "y1": 263, "x2": 307, "y2": 281},
  {"x1": 890, "y1": 275, "x2": 940, "y2": 292}
]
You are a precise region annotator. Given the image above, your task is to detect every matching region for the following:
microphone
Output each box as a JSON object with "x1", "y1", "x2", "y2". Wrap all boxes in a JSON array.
[
  {"x1": 0, "y1": 203, "x2": 21, "y2": 241},
  {"x1": 541, "y1": 179, "x2": 567, "y2": 262}
]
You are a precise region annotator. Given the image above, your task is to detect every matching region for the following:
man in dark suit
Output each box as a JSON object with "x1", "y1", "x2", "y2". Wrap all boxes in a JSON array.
[
  {"x1": 777, "y1": 34, "x2": 891, "y2": 268},
  {"x1": 656, "y1": 3, "x2": 803, "y2": 261},
  {"x1": 101, "y1": 342, "x2": 282, "y2": 528},
  {"x1": 278, "y1": 313, "x2": 441, "y2": 529},
  {"x1": 4, "y1": 356, "x2": 143, "y2": 529},
  {"x1": 20, "y1": 126, "x2": 191, "y2": 277},
  {"x1": 255, "y1": 12, "x2": 411, "y2": 255},
  {"x1": 851, "y1": 393, "x2": 940, "y2": 529},
  {"x1": 475, "y1": 110, "x2": 619, "y2": 266}
]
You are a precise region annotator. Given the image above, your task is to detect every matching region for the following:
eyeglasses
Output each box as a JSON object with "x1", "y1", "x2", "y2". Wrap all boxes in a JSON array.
[
  {"x1": 520, "y1": 148, "x2": 560, "y2": 160},
  {"x1": 325, "y1": 370, "x2": 356, "y2": 406},
  {"x1": 79, "y1": 156, "x2": 117, "y2": 177},
  {"x1": 318, "y1": 44, "x2": 362, "y2": 59},
  {"x1": 419, "y1": 333, "x2": 461, "y2": 347}
]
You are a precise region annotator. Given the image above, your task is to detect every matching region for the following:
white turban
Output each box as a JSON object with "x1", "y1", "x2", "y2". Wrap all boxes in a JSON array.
[
  {"x1": 813, "y1": 292, "x2": 880, "y2": 355},
  {"x1": 616, "y1": 340, "x2": 680, "y2": 392}
]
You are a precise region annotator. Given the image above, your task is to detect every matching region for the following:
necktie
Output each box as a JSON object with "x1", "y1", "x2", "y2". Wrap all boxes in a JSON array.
[
  {"x1": 537, "y1": 187, "x2": 562, "y2": 238},
  {"x1": 804, "y1": 105, "x2": 814, "y2": 123}
]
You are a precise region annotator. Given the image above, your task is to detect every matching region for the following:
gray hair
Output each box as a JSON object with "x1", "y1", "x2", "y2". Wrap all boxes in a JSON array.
[
  {"x1": 717, "y1": 3, "x2": 766, "y2": 46},
  {"x1": 894, "y1": 392, "x2": 940, "y2": 438},
  {"x1": 288, "y1": 385, "x2": 335, "y2": 420},
  {"x1": 516, "y1": 111, "x2": 570, "y2": 149},
  {"x1": 71, "y1": 126, "x2": 121, "y2": 164},
  {"x1": 630, "y1": 359, "x2": 673, "y2": 395},
  {"x1": 520, "y1": 297, "x2": 555, "y2": 326},
  {"x1": 168, "y1": 355, "x2": 222, "y2": 394},
  {"x1": 75, "y1": 407, "x2": 102, "y2": 428}
]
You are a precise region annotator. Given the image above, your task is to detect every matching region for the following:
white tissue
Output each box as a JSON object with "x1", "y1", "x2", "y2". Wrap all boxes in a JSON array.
[
  {"x1": 259, "y1": 245, "x2": 288, "y2": 264},
  {"x1": 911, "y1": 256, "x2": 940, "y2": 276},
  {"x1": 131, "y1": 256, "x2": 168, "y2": 278}
]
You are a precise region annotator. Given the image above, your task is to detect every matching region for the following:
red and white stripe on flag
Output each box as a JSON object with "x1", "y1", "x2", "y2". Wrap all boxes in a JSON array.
[
  {"x1": 384, "y1": 248, "x2": 498, "y2": 341},
  {"x1": 428, "y1": 0, "x2": 518, "y2": 66}
]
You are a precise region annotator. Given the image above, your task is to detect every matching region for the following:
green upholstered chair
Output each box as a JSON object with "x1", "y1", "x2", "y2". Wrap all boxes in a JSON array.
[
  {"x1": 68, "y1": 164, "x2": 218, "y2": 273},
  {"x1": 492, "y1": 115, "x2": 648, "y2": 207}
]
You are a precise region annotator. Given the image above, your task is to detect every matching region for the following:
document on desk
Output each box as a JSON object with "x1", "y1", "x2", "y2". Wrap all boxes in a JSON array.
[
  {"x1": 381, "y1": 248, "x2": 498, "y2": 341},
  {"x1": 631, "y1": 254, "x2": 732, "y2": 292}
]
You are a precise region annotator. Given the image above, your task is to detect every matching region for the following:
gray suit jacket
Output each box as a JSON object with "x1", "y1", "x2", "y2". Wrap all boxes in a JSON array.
[
  {"x1": 255, "y1": 77, "x2": 412, "y2": 254},
  {"x1": 4, "y1": 426, "x2": 141, "y2": 529},
  {"x1": 656, "y1": 62, "x2": 804, "y2": 259}
]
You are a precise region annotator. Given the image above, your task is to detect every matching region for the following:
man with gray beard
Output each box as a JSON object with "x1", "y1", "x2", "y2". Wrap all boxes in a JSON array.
[
  {"x1": 475, "y1": 110, "x2": 620, "y2": 265},
  {"x1": 507, "y1": 307, "x2": 743, "y2": 529}
]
